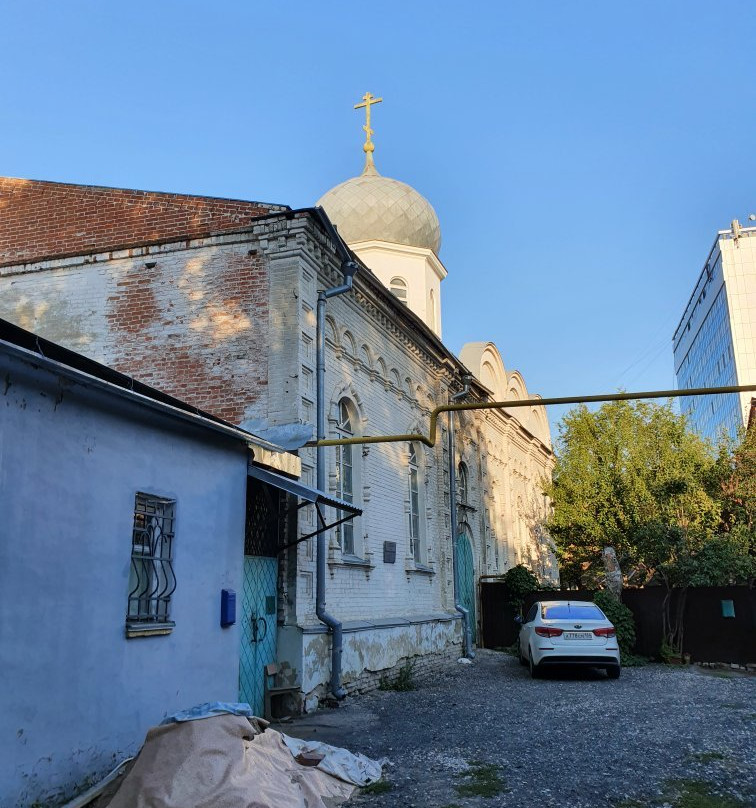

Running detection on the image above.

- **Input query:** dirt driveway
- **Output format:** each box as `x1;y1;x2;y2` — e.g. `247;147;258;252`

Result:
279;649;755;808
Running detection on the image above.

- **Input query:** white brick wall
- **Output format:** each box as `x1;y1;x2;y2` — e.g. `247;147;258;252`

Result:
283;218;557;658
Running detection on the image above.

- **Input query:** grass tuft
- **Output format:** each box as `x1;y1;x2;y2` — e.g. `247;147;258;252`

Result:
687;751;728;764
454;762;508;798
664;778;748;808
621;652;649;667
378;659;417;692
361;779;393;795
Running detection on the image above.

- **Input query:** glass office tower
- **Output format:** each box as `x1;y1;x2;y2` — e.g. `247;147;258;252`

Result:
673;220;756;444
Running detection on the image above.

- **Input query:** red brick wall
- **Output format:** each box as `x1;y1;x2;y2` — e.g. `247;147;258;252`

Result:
0;237;272;427
103;245;270;425
0;177;286;266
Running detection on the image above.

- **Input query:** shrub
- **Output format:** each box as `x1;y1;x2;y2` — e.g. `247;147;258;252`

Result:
593;590;639;663
501;564;540;617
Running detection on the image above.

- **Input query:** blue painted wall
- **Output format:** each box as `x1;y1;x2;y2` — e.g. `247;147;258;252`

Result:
0;349;248;807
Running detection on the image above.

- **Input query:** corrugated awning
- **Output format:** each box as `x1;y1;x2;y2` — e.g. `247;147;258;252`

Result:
247;462;361;548
247;462;361;514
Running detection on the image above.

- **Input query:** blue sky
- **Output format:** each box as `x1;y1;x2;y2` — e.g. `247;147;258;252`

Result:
2;1;754;434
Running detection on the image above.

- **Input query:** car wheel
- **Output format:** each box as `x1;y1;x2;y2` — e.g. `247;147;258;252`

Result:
606;665;621;679
528;649;541;679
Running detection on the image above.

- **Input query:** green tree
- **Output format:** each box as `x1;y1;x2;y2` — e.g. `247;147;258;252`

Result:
714;415;756;538
547;400;720;587
547;400;755;655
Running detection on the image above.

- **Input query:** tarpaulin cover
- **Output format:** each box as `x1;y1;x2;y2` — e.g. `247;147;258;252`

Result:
108;714;356;808
281;734;384;787
160;702;254;724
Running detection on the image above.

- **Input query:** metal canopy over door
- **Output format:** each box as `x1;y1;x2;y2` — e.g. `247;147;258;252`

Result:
239;478;283;716
456;531;476;642
239;462;362;716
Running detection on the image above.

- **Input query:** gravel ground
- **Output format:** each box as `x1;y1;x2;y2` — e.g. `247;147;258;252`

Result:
281;650;755;808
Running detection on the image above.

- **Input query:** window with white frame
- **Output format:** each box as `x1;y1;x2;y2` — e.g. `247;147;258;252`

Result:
335;399;357;555
127;493;176;632
389;277;408;305
457;462;469;505
408;443;423;562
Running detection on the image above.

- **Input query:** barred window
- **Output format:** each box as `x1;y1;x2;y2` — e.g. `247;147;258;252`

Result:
126;493;176;635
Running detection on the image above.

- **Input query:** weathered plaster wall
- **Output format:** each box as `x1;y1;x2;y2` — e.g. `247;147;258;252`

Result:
300;617;462;704
0;349;248;808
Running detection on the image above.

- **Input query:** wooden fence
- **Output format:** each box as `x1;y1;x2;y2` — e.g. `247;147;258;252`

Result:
479;583;755;665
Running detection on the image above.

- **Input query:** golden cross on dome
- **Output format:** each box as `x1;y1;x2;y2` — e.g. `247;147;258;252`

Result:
354;92;383;173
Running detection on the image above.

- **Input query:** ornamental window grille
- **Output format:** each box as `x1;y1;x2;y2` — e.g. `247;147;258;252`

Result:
408;443;421;562
245;478;284;557
127;493;176;625
389;277;408;305
335;399;355;555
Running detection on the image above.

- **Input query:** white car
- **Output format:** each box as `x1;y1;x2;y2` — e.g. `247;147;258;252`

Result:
518;600;621;679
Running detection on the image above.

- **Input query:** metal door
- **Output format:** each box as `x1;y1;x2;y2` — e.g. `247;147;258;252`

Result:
456;532;476;642
239;479;282;716
239;557;277;715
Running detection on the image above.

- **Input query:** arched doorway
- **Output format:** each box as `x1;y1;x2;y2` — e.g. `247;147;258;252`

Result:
455;529;476;643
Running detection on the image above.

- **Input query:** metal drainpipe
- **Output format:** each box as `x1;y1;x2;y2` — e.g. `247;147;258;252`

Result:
448;375;475;658
313;208;359;700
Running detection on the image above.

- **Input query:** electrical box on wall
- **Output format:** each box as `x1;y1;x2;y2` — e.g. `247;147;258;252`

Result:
220;589;236;627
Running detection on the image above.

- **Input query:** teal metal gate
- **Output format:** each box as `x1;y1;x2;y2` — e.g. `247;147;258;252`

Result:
239;479;282;715
456;532;476;642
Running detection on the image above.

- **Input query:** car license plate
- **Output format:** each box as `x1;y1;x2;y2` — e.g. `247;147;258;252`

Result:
564;632;592;640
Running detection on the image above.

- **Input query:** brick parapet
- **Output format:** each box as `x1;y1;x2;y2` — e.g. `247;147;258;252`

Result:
0;177;286;266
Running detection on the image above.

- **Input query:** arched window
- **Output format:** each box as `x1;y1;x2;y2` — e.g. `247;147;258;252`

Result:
487;508;497;570
335;399;357;555
428;289;441;332
457;462;469;505
408;443;422;562
389;277;408;305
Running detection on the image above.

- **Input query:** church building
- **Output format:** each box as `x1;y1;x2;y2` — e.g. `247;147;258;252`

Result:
0;95;556;713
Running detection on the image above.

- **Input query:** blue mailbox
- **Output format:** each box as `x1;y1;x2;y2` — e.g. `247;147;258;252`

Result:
220;588;236;627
